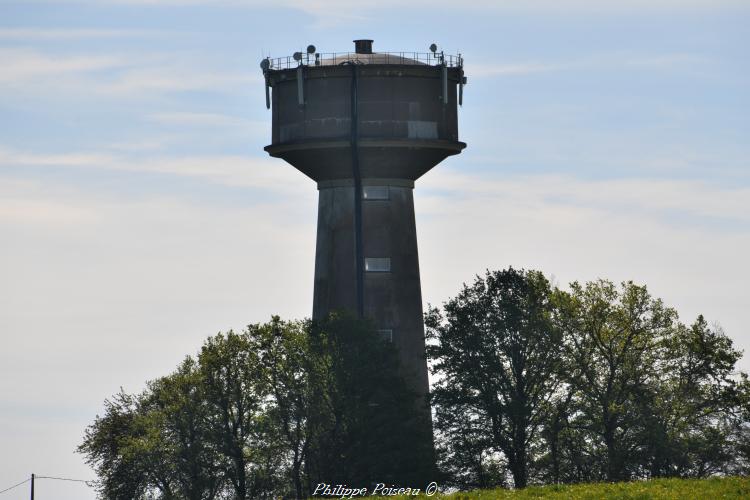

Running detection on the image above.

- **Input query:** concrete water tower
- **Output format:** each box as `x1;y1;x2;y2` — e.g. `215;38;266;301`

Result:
261;39;466;405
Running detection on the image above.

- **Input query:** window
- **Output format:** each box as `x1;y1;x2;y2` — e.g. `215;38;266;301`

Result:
365;257;391;272
377;329;393;342
363;186;389;200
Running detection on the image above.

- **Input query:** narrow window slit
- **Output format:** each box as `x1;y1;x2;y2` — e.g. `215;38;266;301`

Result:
365;257;391;272
363;186;389;200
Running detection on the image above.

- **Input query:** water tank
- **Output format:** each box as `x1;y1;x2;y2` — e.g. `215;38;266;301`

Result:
261;37;466;421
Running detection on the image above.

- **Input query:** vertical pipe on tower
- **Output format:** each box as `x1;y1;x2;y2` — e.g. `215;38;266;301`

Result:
350;64;364;318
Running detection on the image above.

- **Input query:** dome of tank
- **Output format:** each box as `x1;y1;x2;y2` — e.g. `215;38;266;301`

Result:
322;40;427;66
321;52;426;66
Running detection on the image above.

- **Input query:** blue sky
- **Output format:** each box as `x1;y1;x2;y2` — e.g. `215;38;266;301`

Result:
1;1;748;497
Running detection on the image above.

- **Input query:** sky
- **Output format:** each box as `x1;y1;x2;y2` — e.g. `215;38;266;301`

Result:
0;0;748;497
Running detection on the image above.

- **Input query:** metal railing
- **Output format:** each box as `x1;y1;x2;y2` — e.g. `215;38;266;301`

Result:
263;52;463;71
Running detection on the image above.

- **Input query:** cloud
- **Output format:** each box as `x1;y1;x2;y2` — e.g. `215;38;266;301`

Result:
0;28;154;40
282;0;750;10
414;168;750;372
0;198;98;225
148;112;249;127
0;47;124;83
4;143;748;231
0;145;305;194
0;47;260;98
15;0;750;28
470;53;705;79
471;62;567;78
419;170;750;224
27;0;750;9
99;65;259;96
146;112;264;129
2;162;749;500
2;167;748;372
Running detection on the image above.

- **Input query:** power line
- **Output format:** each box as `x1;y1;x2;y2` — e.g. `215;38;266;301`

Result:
0;478;30;495
0;475;94;496
36;475;91;483
36;475;94;486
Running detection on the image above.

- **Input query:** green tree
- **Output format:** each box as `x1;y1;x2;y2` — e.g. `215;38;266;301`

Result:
79;390;160;499
80;359;227;500
642;316;745;477
198;330;276;499
555;280;676;481
305;312;435;490
142;357;225;499
81;315;431;498
426;268;562;488
247;317;311;499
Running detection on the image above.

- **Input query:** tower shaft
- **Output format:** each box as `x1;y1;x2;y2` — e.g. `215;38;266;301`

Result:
313;179;428;396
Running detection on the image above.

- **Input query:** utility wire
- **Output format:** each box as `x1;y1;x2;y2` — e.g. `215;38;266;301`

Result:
0;475;94;495
38;475;95;489
36;475;94;486
0;478;30;495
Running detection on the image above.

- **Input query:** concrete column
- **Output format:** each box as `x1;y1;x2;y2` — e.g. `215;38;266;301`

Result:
312;179;429;399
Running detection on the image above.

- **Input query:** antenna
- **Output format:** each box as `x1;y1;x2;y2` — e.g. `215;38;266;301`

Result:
293;51;303;62
429;43;437;53
307;44;316;54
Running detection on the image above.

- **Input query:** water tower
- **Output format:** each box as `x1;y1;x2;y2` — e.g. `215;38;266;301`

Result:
261;39;466;407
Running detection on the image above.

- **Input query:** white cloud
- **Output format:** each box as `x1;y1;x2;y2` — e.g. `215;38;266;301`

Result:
0;198;98;225
415;168;750;372
2;165;749;500
0;47;260;98
0;47;124;83
0;146;306;194
0;28;154;40
27;0;750;9
99;65;259;96
148;112;247;127
420;170;750;223
0;176;317;499
14;0;749;28
147;112;262;128
0;147;117;167
471;62;567;78
470;53;705;78
282;0;750;10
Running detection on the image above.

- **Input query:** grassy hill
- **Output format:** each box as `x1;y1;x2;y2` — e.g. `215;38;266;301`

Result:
363;477;750;499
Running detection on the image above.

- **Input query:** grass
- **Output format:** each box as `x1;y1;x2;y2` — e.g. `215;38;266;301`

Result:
362;477;750;499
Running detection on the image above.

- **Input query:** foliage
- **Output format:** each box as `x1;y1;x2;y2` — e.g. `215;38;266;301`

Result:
306;313;435;489
81;267;750;497
553;280;677;482
426;268;563;489
428;269;750;489
79;314;428;499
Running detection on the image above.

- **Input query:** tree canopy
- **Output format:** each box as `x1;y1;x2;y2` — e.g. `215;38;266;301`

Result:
80;268;750;497
79;314;431;499
426;269;750;489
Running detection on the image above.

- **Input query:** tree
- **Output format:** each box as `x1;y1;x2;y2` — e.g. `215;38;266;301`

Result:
81;315;432;499
426;268;563;488
142;358;225;499
79;390;159;499
80;359;227;500
198;330;276;499
642;316;745;477
305;312;435;490
247;317;311;499
555;280;676;481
